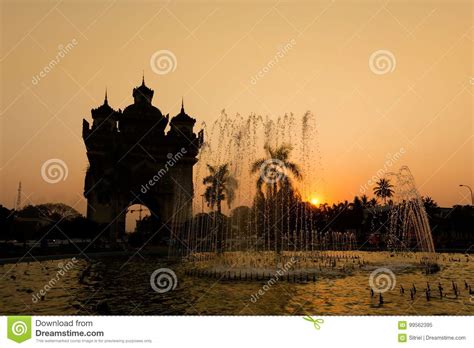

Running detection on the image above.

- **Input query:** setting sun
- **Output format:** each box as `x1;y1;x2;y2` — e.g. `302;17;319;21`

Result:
310;197;320;206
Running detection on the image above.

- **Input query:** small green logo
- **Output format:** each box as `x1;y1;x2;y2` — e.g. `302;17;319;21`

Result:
398;333;407;343
303;316;324;330
398;321;407;330
7;316;32;343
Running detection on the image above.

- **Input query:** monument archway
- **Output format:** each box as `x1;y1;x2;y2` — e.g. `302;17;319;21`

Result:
82;79;203;242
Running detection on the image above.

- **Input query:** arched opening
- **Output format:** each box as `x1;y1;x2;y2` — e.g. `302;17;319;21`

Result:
125;204;151;234
124;202;167;247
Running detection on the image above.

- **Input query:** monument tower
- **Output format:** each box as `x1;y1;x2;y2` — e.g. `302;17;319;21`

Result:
82;78;203;241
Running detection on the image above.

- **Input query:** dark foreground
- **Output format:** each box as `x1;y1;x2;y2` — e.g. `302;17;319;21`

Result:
1;252;473;315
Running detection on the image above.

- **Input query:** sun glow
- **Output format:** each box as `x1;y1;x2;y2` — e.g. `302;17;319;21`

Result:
310;197;320;206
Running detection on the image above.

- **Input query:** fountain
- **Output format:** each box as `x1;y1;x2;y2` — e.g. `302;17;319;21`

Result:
168;112;438;280
386;166;439;273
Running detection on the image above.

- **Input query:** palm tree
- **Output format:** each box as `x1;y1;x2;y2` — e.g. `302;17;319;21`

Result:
373;178;394;205
422;196;439;217
250;144;302;254
360;194;369;207
250;143;302;196
353;196;362;209
202;163;238;214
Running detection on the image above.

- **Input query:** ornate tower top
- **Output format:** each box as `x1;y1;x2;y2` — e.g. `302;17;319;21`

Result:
89;88;118;132
132;75;154;104
171;98;196;124
168;98;196;137
91;88;116;119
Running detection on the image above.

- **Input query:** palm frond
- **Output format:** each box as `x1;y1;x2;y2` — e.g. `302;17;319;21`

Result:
284;161;302;180
250;158;266;174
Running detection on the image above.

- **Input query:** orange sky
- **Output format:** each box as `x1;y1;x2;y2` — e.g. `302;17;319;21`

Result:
1;0;473;221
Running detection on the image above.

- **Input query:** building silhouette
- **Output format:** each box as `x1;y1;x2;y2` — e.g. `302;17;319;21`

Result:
82;77;203;242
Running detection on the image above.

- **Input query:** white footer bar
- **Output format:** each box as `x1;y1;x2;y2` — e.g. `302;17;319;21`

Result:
1;316;472;347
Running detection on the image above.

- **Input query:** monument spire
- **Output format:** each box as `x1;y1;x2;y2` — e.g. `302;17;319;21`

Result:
181;97;184;112
104;87;108;105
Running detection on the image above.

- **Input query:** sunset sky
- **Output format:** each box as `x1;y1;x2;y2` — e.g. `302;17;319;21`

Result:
1;0;473;221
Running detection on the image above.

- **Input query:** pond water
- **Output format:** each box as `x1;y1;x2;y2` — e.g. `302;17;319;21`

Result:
1;252;473;315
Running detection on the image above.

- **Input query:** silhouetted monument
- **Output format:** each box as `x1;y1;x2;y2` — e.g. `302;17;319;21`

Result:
82;77;203;241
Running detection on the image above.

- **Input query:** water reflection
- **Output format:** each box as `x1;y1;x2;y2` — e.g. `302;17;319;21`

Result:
1;252;472;315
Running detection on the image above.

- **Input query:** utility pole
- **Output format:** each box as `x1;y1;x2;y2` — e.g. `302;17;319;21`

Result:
15;181;22;210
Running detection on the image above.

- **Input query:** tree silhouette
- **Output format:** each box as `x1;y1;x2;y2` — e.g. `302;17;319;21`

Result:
373;178;394;205
17;203;80;222
422;196;439;217
250;144;302;254
203;163;238;214
360;194;370;206
251;143;302;197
